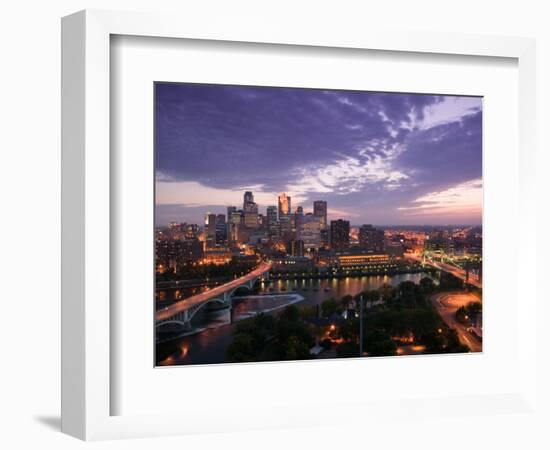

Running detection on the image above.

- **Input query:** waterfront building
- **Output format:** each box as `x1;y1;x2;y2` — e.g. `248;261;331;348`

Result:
333;249;393;270
330;219;350;250
202;247;232;265
271;256;314;273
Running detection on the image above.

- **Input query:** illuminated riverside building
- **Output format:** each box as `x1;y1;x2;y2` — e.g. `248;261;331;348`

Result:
271;256;314;273
202;247;232;265
330;219;350;250
337;252;390;267
332;249;394;271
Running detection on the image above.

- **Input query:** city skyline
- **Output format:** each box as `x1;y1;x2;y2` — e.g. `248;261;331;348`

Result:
155;83;482;226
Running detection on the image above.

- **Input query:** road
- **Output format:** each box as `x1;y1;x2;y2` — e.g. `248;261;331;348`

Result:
405;253;482;289
155;262;272;322
431;291;482;352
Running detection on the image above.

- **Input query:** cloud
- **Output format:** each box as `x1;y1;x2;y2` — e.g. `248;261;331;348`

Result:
397;179;482;218
154;83;482;225
419;96;482;130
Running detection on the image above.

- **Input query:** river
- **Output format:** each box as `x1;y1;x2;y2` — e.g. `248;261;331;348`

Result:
156;272;433;366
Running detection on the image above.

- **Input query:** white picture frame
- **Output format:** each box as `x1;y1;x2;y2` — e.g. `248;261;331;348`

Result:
61;9;539;441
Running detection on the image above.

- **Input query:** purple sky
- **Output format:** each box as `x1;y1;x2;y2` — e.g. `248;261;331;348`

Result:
155;83;482;226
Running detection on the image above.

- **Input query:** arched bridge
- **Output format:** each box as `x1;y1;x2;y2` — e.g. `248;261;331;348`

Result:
405;253;481;289
155;262;272;330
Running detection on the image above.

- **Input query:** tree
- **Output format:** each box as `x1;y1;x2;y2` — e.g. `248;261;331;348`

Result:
365;290;381;308
419;276;435;294
227;333;255;362
321;298;339;318
364;329;397;357
341;294;354;310
378;283;395;304
336;341;359;358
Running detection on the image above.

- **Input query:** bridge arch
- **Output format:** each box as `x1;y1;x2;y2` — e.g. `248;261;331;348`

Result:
155;263;272;329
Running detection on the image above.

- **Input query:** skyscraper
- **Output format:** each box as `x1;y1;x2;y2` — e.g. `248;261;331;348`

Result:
244;191;254;204
278;193;292;238
266;205;278;239
204;213;217;248
313;200;328;247
330;219;350;250
313;201;327;229
243;191;259;229
215;214;227;245
228;210;242;244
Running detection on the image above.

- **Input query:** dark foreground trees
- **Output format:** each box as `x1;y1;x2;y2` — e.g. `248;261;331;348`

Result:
227;305;315;363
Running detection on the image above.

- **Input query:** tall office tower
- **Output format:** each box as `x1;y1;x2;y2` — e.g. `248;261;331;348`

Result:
297;213;322;250
313;201;327;229
227;206;237;218
266;205;278;238
291;206;303;237
278;193;291;217
226;206;237;242
215;214;227;245
244;191;254;204
243;191;259;229
313;200;328;246
204;213;217;248
278;193;292;238
358;224;385;252
294;206;304;229
330;219;350;250
228;210;242;244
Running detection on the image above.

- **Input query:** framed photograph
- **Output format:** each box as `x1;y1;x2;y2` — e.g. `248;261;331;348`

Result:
62;9;539;441
153;82;483;367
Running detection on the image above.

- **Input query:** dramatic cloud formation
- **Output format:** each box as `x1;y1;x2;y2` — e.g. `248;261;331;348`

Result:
155;83;482;225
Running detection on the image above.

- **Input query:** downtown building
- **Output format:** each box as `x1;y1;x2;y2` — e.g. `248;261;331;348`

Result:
278;193;292;238
313;200;328;246
297;213;322;251
330;219;350;250
358;224;385;252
